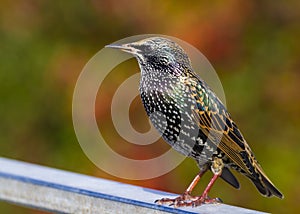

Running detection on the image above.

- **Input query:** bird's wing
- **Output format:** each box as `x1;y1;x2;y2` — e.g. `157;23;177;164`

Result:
184;74;283;198
184;74;253;175
187;74;285;198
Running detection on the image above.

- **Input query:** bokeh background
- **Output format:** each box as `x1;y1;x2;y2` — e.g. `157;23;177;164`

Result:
1;0;299;213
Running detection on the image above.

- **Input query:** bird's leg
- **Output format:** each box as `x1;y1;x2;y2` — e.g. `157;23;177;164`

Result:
184;157;224;207
189;173;223;206
155;170;206;207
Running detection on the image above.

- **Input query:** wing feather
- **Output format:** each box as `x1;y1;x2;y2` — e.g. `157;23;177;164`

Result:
186;74;253;175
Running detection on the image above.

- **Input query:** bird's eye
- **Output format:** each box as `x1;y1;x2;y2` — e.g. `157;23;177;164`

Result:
140;44;153;53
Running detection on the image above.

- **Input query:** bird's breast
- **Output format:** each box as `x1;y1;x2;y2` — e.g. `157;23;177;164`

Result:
139;77;205;157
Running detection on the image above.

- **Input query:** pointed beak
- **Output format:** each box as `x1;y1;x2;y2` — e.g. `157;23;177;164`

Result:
105;43;138;55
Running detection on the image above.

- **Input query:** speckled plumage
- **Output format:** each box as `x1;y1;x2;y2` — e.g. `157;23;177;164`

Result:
106;37;283;206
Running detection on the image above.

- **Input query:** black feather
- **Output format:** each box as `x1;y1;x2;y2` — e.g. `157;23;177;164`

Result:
220;167;240;189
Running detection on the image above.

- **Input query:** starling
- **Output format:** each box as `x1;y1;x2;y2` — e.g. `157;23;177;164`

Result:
106;37;283;207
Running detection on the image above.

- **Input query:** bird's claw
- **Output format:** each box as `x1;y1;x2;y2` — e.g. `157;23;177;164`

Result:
189;196;222;207
155;194;222;207
155;193;196;207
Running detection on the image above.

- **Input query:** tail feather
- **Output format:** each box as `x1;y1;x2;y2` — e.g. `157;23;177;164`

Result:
220;167;240;189
239;144;284;199
250;166;284;199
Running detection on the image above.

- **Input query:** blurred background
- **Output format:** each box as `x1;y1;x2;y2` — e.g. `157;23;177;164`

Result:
0;0;299;213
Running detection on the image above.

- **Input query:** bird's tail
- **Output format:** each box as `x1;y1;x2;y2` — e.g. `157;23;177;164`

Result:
250;163;284;199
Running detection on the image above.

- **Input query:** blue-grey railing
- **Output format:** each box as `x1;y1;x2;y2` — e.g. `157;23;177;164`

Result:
0;157;266;213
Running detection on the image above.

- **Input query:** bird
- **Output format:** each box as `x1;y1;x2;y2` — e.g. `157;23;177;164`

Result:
106;37;283;207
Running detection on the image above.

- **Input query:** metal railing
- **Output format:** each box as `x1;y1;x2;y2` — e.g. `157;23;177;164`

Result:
0;157;266;214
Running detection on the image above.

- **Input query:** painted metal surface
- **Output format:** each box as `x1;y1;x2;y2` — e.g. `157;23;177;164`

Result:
0;158;266;213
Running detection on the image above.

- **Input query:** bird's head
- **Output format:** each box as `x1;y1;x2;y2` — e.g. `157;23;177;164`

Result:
106;37;192;76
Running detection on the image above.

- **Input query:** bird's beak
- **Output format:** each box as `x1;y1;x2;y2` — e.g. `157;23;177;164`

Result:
105;43;139;55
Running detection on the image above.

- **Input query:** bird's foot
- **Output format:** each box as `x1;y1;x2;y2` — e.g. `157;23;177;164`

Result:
155;194;222;207
155;192;197;207
186;195;222;207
